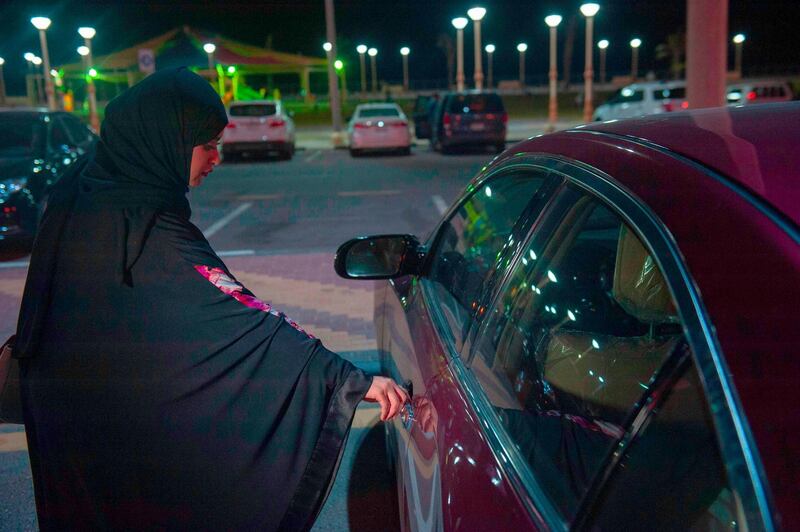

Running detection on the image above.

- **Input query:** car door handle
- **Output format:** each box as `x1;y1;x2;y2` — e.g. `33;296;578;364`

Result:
400;379;415;430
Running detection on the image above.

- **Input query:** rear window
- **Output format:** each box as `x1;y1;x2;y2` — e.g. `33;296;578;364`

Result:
357;107;401;118
653;87;686;99
0;113;46;158
446;94;504;114
605;88;645;104
230;104;277;117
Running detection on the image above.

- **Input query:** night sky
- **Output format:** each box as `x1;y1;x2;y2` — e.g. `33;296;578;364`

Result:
1;0;799;95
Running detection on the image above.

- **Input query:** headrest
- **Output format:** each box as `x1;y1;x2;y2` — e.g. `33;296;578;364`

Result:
612;225;677;324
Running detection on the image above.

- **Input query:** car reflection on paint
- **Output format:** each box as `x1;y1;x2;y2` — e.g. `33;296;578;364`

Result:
0;108;97;245
336;102;800;530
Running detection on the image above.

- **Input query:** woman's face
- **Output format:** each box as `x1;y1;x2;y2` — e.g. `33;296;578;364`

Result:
189;134;222;187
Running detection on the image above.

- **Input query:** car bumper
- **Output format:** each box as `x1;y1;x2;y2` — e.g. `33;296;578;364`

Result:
350;130;411;150
222;141;292;154
441;131;505;147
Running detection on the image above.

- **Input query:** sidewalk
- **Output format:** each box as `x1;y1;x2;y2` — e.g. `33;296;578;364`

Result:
295;118;582;150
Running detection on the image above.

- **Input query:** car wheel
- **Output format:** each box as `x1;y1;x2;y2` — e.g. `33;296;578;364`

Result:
400;146;411;156
222;150;236;163
349;148;361;157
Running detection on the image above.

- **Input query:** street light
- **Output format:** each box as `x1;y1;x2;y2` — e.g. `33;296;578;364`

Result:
545;15;562;132
368;47;378;93
580;3;600;123
630;38;642;81
517;43;528;87
356;44;367;94
467;7;486;90
485;44;495;89
733;33;745;78
597;39;609;83
452;17;468;91
0;57;6;105
32;56;45;104
78;26;99;131
400;47;410;91
31;16;56;110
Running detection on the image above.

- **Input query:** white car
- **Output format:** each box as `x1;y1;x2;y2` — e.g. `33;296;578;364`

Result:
726;80;793;105
348;103;411;156
221;100;296;161
593;81;687;121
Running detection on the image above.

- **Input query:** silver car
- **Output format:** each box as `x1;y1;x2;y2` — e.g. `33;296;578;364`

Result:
593;81;687;121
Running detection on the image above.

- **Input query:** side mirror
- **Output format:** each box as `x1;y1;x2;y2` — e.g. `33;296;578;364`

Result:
334;234;426;280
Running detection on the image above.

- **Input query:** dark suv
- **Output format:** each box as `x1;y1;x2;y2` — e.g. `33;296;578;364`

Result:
430;92;506;154
0;109;97;244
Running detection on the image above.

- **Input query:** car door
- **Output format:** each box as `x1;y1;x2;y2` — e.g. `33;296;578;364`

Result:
378;167;559;530
460;157;770;530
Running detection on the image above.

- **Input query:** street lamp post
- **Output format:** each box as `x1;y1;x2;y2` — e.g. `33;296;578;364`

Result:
24;53;37;104
79;27;100;131
733;33;745;78
545;15;562;132
203;42;218;89
485;44;495;89
400;47;410;91
630;38;642;81
356;44;367;94
580;3;600;123
31;17;56;110
517;43;527;88
368;48;378;93
0;57;6;105
32;56;45;106
597;39;609;84
452;17;468;91
467;7;486;90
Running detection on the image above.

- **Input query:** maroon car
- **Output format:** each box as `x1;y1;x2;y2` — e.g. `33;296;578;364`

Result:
336;102;799;530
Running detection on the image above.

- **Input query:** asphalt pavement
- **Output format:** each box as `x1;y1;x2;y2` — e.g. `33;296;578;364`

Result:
0;147;491;531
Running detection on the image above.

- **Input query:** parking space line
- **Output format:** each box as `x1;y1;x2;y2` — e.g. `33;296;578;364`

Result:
432;195;449;215
337;190;401;197
217;249;255;257
236;194;284;201
304;150;322;163
203;202;253;238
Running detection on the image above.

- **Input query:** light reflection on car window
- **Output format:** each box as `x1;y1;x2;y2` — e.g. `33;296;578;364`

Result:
0;114;47;158
469;195;742;526
427;174;546;350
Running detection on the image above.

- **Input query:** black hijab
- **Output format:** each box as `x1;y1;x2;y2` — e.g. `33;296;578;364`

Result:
15;67;227;358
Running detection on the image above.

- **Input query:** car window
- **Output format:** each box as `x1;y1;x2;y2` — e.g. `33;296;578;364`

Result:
357;107;401;118
0;114;46;158
446;94;504;114
59;115;92;146
653;87;686;99
588;358;744;530
469;195;687;520
426;172;548;350
51;119;72;149
230;104;277;117
605;88;645;104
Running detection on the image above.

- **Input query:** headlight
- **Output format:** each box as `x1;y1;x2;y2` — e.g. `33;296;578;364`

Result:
0;177;28;200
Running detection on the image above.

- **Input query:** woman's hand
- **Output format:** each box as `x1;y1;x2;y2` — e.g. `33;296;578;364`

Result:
363;376;410;421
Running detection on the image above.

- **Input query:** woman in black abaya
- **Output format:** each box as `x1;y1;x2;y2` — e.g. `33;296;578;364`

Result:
15;67;407;530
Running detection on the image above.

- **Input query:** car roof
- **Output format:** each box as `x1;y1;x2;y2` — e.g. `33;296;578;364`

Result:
355;103;402;109
581;102;800;227
229;100;278;106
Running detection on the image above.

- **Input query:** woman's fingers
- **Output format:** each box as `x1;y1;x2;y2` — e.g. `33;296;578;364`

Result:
364;376;412;421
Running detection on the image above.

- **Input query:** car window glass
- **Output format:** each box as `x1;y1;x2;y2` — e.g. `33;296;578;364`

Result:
357;107;401;118
230;104;277;117
469;196;685;520
0;114;46;158
589;359;745;530
653;87;686;99
51;120;72;149
446;94;504;114
427;173;547;350
606;88;644;104
60;115;91;145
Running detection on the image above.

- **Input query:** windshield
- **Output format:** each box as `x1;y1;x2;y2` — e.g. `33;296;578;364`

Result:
230;104;277;117
0;114;46;158
446;94;504;114
357;107;401;118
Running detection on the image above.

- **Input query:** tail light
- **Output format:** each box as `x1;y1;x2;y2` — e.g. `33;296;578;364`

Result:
501;112;508;125
681;101;689;109
661;102;674;112
391;121;408;128
225;123;237;128
443;112;452;126
269;119;286;128
354;123;368;129
747;91;757;101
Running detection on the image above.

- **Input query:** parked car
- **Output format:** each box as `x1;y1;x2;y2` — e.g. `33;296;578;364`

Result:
430;91;506;154
221;100;295;161
336;103;800;530
593;80;688;121
726;79;793;105
347;103;411;157
0;108;97;244
411;94;437;140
